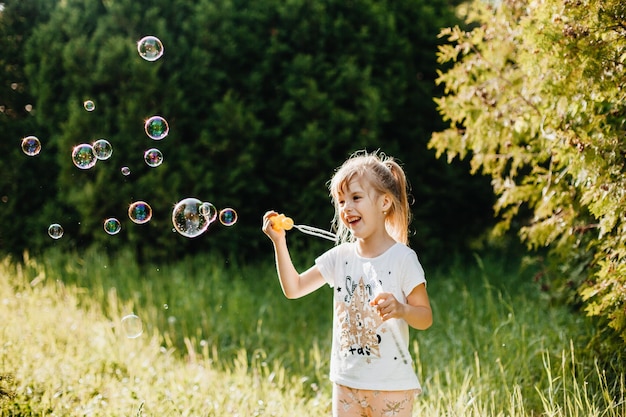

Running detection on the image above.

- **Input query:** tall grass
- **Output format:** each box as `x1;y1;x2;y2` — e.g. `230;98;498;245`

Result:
0;248;623;416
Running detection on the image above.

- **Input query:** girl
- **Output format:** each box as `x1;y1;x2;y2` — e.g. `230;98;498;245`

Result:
262;150;432;417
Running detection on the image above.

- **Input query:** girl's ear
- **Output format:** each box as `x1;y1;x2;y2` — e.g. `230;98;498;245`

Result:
380;193;392;212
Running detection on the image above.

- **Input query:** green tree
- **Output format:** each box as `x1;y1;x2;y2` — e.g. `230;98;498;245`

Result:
4;0;494;262
0;0;61;253
431;0;626;343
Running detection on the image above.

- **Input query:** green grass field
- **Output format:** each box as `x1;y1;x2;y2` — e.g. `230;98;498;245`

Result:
0;248;623;416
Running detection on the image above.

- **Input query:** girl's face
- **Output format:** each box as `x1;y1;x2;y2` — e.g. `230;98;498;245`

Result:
336;177;388;240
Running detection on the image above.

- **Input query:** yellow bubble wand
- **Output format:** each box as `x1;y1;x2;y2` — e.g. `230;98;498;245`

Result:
271;213;337;242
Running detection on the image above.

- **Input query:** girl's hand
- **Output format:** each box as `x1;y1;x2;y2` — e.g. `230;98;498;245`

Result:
370;293;405;321
262;211;286;242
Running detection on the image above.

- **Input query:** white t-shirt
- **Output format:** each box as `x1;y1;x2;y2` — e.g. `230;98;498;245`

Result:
315;242;426;391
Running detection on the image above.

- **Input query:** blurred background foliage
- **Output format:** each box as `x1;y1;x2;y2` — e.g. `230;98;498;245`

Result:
0;0;495;264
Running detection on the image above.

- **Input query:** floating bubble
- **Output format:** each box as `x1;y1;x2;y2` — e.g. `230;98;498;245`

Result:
128;201;152;224
72;143;97;169
172;197;211;238
48;223;64;239
92;139;113;160
121;166;131;176
103;218;122;235
121;314;143;338
219;208;238;226
144;148;163;167
83;100;95;111
21;136;41;156
137;36;164;62
199;202;218;223
144;116;169;140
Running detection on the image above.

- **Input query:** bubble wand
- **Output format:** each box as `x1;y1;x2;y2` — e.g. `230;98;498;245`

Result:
271;213;337;242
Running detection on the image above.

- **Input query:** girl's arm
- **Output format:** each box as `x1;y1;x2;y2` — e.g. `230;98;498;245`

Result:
402;284;432;330
263;211;326;299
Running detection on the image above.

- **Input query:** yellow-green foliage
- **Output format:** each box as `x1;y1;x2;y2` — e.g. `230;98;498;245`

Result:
431;0;626;342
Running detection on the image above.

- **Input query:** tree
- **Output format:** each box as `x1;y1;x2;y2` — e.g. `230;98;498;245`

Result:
2;0;495;262
0;0;60;253
430;0;626;343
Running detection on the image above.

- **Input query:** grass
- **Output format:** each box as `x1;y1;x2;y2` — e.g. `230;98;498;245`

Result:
0;247;623;416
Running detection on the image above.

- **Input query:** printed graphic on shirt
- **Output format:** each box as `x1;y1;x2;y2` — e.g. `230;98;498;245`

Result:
336;275;384;362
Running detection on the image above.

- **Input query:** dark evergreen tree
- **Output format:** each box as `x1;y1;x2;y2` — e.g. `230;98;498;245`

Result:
0;0;64;253
1;0;494;262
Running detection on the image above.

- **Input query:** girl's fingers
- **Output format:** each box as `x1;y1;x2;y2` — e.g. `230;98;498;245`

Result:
262;211;278;231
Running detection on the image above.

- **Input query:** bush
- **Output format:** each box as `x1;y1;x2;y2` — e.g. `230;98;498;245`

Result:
0;0;495;264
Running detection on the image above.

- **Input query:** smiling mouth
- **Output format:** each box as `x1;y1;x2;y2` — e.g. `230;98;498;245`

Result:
346;216;361;226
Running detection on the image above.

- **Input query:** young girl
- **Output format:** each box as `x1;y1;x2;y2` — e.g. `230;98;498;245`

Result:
262;150;432;417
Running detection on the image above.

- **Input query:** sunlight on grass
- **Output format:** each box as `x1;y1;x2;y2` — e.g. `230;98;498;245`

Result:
0;254;328;416
0;250;623;416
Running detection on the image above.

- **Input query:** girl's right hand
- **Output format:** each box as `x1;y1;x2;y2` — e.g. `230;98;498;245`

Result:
262;211;286;241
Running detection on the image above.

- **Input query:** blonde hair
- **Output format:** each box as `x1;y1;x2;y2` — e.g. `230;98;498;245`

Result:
329;149;412;245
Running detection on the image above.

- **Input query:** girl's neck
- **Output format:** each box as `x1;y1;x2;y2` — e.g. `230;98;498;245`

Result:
355;232;396;258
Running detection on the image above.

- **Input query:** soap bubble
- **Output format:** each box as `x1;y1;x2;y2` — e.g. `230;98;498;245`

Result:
219;208;238;226
72;144;97;169
103;218;122;235
172;197;212;238
121;314;143;338
128;201;152;224
92;139;113;160
144;116;169;140
144;148;163;167
83;100;95;111
137;36;163;61
121;166;131;176
21;136;41;156
48;223;64;239
199;202;217;223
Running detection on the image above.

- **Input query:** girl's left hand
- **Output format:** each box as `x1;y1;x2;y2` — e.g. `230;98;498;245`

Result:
370;293;405;321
